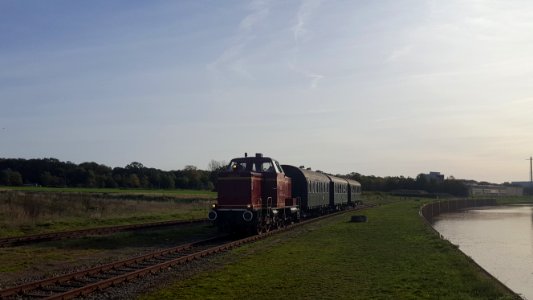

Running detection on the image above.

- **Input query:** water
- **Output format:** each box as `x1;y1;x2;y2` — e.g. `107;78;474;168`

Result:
432;204;533;299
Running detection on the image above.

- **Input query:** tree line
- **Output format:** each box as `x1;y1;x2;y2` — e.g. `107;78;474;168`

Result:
344;172;469;196
0;158;226;190
0;158;488;196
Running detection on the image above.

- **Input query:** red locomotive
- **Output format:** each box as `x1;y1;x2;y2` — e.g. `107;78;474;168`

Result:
208;153;362;234
208;153;299;234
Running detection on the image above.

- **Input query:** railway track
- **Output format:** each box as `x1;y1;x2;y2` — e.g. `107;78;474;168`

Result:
0;204;373;300
0;218;208;248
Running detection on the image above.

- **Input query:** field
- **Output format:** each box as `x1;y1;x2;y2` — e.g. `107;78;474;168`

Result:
139;198;520;300
0;188;215;238
0;186;216;197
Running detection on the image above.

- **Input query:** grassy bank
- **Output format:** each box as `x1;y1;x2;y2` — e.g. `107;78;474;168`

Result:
494;195;533;205
0;189;215;237
0;186;216;198
140;200;519;300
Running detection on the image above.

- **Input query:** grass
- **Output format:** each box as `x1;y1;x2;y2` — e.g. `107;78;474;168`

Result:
0;190;214;238
139;199;519;300
0;224;217;276
494;195;533;205
0;186;216;198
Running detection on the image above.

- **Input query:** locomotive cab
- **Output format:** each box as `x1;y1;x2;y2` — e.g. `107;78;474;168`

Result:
209;153;298;234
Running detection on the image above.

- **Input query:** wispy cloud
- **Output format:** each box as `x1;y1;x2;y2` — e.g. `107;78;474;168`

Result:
240;0;270;32
289;0;324;89
288;62;323;89
292;0;322;42
385;45;412;63
207;0;270;81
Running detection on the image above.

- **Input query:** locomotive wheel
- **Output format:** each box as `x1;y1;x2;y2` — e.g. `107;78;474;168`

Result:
277;219;286;229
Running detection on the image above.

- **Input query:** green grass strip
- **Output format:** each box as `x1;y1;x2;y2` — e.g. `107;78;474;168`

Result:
139;200;519;300
0;186;215;197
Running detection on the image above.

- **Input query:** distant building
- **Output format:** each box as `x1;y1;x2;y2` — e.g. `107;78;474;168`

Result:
419;172;445;184
467;184;523;197
511;181;533;188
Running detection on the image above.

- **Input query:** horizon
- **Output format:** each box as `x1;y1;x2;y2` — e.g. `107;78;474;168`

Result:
0;155;523;185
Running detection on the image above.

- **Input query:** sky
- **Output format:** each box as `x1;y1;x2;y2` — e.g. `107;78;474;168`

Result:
1;0;533;183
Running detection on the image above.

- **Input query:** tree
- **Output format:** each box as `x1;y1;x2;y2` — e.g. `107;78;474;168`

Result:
0;169;10;185
127;174;141;188
9;171;23;186
160;174;176;189
0;169;23;186
208;160;226;172
126;162;145;170
183;166;201;189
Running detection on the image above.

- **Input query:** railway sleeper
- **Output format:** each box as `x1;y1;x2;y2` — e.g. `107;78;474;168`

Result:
41;285;70;293
105;270;128;276
114;267;141;273
24;291;54;298
85;274;113;281
58;282;86;288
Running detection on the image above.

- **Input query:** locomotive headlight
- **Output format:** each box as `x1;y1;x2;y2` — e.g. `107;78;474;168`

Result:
246;204;252;209
212;204;217;208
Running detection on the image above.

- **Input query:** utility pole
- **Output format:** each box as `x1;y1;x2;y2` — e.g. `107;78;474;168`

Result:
526;156;533;185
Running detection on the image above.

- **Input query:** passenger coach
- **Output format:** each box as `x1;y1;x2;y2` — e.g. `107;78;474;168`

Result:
282;165;330;216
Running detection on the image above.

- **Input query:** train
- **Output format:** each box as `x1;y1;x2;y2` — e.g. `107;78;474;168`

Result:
208;153;362;234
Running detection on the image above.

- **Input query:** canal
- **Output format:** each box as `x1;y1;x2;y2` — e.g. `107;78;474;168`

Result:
432;204;533;300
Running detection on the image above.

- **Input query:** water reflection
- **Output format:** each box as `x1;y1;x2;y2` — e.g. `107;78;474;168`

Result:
433;205;533;300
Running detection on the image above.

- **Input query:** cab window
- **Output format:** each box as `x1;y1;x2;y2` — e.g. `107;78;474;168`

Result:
228;160;257;172
260;161;275;172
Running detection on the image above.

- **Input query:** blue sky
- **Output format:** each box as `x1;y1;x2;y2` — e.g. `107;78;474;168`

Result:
1;0;533;183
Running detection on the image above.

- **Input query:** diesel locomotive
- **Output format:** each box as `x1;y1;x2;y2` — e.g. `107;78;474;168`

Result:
208;153;362;234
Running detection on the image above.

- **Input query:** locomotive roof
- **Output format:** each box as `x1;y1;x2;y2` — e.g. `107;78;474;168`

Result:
230;154;274;162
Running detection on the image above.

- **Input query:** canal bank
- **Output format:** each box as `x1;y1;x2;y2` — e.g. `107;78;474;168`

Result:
432;204;533;300
420;199;523;299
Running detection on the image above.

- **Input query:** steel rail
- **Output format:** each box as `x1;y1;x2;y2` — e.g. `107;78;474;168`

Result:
0;204;374;300
0;218;208;247
0;236;226;299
